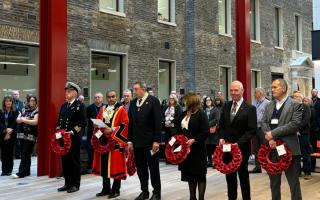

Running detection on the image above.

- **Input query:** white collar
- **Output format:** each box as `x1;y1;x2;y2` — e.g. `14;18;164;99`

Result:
69;99;76;105
233;97;244;106
276;96;288;104
137;92;149;107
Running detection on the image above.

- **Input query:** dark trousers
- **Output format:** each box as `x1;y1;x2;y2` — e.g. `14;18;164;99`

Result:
299;134;312;174
15;125;22;158
17;139;35;177
225;152;250;200
0;135;15;174
269;154;302;200
253;128;265;168
310;131;319;170
62;135;81;188
101;152;121;193
134;147;161;195
83;133;93;170
206;144;217;164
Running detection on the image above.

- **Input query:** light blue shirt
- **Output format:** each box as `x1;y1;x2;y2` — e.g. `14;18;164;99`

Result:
253;97;270;128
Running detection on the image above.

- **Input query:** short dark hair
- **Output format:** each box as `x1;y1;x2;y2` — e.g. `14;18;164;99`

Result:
27;95;38;105
273;79;288;93
133;81;147;90
106;90;117;97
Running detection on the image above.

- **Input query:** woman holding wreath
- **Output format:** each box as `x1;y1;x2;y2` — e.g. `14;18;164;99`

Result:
175;92;209;200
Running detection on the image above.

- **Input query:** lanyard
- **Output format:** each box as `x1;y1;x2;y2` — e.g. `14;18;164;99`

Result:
4;111;9;121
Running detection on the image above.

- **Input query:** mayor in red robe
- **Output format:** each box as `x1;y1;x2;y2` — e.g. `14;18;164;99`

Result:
92;90;128;198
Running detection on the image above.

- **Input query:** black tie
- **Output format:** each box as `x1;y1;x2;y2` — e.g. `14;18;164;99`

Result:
138;99;142;105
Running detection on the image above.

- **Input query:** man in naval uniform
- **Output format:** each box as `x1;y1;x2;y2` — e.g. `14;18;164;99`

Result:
57;82;87;193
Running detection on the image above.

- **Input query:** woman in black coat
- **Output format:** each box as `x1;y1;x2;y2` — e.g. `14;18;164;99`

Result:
176;93;209;200
162;94;183;143
203;96;220;168
0;95;19;176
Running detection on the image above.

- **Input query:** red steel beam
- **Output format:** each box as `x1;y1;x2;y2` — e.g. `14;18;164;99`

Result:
38;0;67;177
236;0;252;102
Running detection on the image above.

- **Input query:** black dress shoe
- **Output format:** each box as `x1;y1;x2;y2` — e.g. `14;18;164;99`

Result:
108;192;120;199
96;190;110;197
249;167;262;173
149;194;161;200
67;186;79;193
134;192;149;200
57;185;68;192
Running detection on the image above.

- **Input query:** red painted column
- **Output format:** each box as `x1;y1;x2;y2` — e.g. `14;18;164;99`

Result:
236;0;251;102
38;0;67;177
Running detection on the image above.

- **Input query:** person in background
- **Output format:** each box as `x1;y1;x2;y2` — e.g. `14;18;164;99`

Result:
13;95;38;178
0;95;19;176
162;94;182;146
310;88;320;172
249;87;270;173
292;91;312;180
176;93;209;200
85;92;104;174
203;96;220;168
214;96;224;113
122;89;132;112
78;95;85;103
12;90;24;159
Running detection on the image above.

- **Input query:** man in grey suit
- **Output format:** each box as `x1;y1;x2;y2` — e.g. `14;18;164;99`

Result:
261;79;303;200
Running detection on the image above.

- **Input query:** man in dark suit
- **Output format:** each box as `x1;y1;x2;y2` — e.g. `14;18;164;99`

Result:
262;79;302;200
311;88;320;171
85;92;104;173
56;82;87;193
128;81;162;200
12;90;24;159
218;80;257;200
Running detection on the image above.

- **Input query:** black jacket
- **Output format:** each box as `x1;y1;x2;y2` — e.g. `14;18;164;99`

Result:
312;97;320;129
57;99;87;135
176;110;209;175
204;107;220;145
218;101;257;154
0;109;19;136
86;103;104;138
128;95;162;148
298;103;311;135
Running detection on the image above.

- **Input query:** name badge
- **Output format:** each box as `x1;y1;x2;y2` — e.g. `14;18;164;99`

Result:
271;119;279;125
276;144;286;156
223;144;231;152
95;130;103;139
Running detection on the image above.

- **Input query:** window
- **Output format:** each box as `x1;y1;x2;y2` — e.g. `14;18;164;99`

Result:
91;52;122;100
295;15;302;51
219;66;232;100
251;70;261;100
99;0;125;16
218;0;231;35
250;0;260;41
0;43;39;101
274;7;283;47
159;61;175;102
158;0;176;24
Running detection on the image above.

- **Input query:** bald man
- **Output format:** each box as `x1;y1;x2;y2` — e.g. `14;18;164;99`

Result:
218;80;257;200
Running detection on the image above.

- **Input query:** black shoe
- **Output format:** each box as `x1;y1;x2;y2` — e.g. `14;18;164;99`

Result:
108;192;120;199
149;194;161;200
249;167;262;173
67;186;79;193
96;190;111;197
134;192;150;200
57;185;68;192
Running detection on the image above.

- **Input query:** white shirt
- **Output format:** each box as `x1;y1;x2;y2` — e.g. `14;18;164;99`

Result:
68;99;76;105
231;97;244;115
275;96;288;110
136;92;149;107
181;115;190;130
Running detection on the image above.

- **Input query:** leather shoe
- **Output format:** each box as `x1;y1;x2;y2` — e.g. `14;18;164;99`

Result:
149;194;161;200
67;186;79;193
249;167;262;173
134;192;149;200
96;190;110;197
108;192;120;199
57;185;68;192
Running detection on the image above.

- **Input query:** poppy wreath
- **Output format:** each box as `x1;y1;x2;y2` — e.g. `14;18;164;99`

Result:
165;134;190;165
126;148;137;176
258;140;292;175
91;128;116;154
51;130;72;156
213;143;242;174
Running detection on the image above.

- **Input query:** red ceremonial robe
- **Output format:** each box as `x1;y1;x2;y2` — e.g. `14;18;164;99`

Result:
92;103;128;180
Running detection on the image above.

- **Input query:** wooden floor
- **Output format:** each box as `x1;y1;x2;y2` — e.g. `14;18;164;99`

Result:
1;158;320;200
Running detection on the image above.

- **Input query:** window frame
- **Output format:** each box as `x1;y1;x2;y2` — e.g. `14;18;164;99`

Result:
99;0;126;18
158;0;176;26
